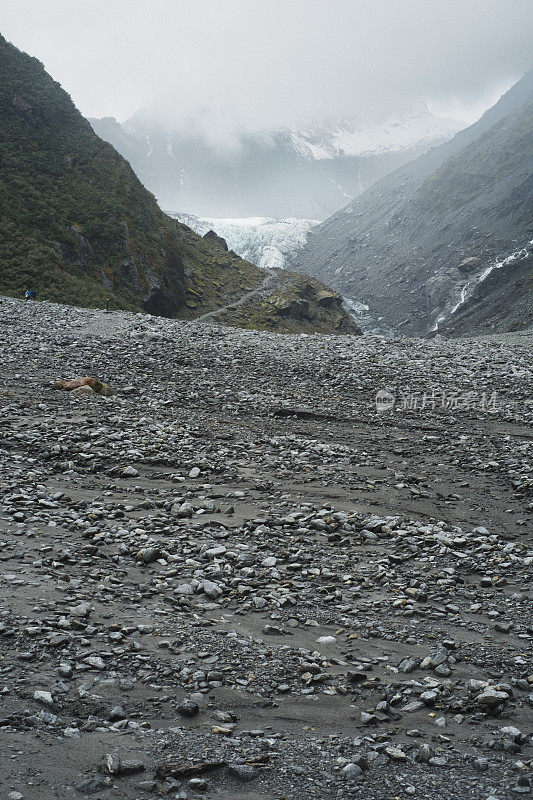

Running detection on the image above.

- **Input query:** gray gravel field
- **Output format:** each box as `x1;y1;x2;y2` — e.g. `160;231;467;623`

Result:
0;296;531;800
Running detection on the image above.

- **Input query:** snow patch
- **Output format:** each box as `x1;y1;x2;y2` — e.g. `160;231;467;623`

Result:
145;135;153;159
166;135;176;160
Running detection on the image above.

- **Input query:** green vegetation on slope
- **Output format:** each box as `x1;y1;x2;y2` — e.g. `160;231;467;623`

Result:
0;34;260;314
0;34;360;335
213;272;361;334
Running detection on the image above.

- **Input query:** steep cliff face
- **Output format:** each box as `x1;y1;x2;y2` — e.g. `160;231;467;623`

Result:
293;72;533;336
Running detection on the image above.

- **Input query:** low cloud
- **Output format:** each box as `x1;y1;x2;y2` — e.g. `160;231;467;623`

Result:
2;0;532;142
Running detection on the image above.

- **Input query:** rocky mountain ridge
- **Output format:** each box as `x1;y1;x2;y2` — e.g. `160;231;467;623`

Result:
287;107;461;161
293;71;533;336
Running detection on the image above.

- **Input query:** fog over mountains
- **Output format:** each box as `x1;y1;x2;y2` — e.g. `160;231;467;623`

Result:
89;74;532;338
6;0;529;338
0;32;358;333
90;104;463;219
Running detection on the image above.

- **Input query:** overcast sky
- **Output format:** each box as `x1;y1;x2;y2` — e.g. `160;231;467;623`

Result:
2;0;532;133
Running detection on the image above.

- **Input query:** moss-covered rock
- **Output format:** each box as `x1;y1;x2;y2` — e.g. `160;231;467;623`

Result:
213;271;362;335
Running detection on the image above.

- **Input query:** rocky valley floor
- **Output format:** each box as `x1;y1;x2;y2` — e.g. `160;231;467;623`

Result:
0;296;531;800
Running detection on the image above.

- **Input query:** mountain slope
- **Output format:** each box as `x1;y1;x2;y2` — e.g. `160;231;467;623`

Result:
0;33;192;314
293;71;533;335
0;34;358;334
89;106;462;219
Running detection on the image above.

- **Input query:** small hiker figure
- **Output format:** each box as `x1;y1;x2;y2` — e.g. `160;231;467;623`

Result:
25;289;36;300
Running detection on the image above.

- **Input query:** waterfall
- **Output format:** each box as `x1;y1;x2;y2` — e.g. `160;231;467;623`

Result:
432;239;533;332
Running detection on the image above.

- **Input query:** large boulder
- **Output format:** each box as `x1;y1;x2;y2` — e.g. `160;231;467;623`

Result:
71;385;96;398
458;256;482;273
275;297;311;321
315;288;340;308
426;269;460;305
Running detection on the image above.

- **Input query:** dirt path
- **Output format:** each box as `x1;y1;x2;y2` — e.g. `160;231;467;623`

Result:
192;269;277;322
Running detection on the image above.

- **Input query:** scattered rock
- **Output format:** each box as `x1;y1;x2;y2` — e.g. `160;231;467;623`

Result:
33;690;53;706
0;296;530;800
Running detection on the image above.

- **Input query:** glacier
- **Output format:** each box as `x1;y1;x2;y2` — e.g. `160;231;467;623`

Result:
171;211;384;331
169;212;320;270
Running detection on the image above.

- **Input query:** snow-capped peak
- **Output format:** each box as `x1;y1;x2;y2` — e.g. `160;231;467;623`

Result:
289;109;464;161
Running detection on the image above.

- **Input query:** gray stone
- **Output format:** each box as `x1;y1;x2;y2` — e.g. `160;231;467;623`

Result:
177;698;200;717
227;764;259;781
476;689;509;708
201;579;223;599
341;763;363;781
33;690;53;706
